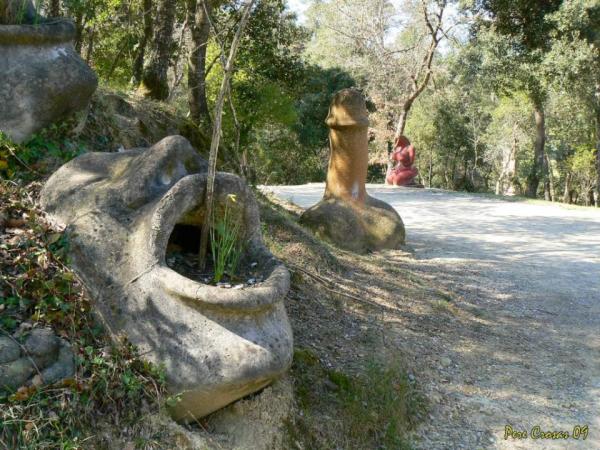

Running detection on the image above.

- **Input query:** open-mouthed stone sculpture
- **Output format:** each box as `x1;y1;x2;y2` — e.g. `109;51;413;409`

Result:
300;89;405;253
0;1;97;142
40;136;293;422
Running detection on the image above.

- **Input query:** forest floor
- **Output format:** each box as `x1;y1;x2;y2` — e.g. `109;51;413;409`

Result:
264;183;600;450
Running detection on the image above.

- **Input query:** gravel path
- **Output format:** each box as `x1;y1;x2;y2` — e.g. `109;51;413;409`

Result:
264;183;600;449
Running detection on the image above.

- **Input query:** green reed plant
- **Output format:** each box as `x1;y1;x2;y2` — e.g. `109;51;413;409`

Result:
209;194;244;283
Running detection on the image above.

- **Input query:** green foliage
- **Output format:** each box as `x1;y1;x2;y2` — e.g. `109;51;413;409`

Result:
0;130;87;181
289;348;426;449
200;0;351;184
474;0;562;51
0;181;168;448
294;67;356;150
210;194;244;283
567;145;597;202
62;0;149;86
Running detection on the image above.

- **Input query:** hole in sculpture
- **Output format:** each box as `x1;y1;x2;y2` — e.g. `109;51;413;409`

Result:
165;223;262;287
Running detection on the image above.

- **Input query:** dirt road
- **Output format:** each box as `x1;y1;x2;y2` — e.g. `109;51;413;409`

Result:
264;184;600;449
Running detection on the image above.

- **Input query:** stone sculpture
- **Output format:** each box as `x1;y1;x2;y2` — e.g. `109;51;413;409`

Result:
0;0;97;142
0;328;75;391
300;89;405;253
386;136;421;187
40;136;293;422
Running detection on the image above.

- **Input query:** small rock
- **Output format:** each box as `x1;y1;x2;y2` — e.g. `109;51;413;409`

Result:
0;357;35;390
250;262;258;268
440;357;452;367
24;328;59;357
14;321;33;338
0;337;20;364
41;341;75;385
248;278;256;284
324;379;339;392
31;374;44;387
233;284;244;290
216;283;232;289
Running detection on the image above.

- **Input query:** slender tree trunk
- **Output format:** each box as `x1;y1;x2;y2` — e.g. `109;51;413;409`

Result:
543;150;551;201
395;104;410;138
187;0;213;126
132;0;153;87
141;0;177;100
526;100;546;198
49;0;60;17
85;25;95;65
595;106;600;207
545;153;555;201
198;0;255;270
74;12;84;54
393;1;445;139
563;172;571;204
428;152;433;188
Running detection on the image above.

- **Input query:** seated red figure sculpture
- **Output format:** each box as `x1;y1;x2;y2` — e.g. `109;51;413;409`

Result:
386;136;419;186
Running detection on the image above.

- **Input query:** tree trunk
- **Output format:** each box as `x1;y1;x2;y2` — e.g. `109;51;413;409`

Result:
428;152;433;188
187;0;213;126
543;151;552;201
563;172;571;204
74;12;84;54
198;0;255;270
595;106;600;207
85;25;95;65
395;104;410;138
49;0;60;17
545;153;555;202
526;101;546;198
132;0;153;87
141;0;177;100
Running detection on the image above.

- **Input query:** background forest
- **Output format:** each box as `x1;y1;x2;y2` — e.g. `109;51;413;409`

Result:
16;0;600;205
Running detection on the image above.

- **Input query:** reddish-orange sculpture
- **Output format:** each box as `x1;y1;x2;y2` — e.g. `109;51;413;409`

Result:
386;136;420;186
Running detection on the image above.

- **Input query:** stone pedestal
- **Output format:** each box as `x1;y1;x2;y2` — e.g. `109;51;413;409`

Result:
300;89;405;253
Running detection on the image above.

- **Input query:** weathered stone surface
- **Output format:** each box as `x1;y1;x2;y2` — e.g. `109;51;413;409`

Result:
0;337;20;364
0;19;98;143
41;340;75;385
0;328;75;391
40;135;293;422
24;327;59;356
301;196;405;253
300;89;405;252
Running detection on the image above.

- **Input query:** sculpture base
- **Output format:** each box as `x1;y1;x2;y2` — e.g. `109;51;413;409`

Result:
300;196;405;253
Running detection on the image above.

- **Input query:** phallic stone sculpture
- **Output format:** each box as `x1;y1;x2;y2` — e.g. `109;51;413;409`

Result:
386;136;421;187
0;0;97;143
40;136;293;422
300;89;405;253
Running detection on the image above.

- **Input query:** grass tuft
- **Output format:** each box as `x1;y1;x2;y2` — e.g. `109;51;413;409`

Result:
288;348;427;450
